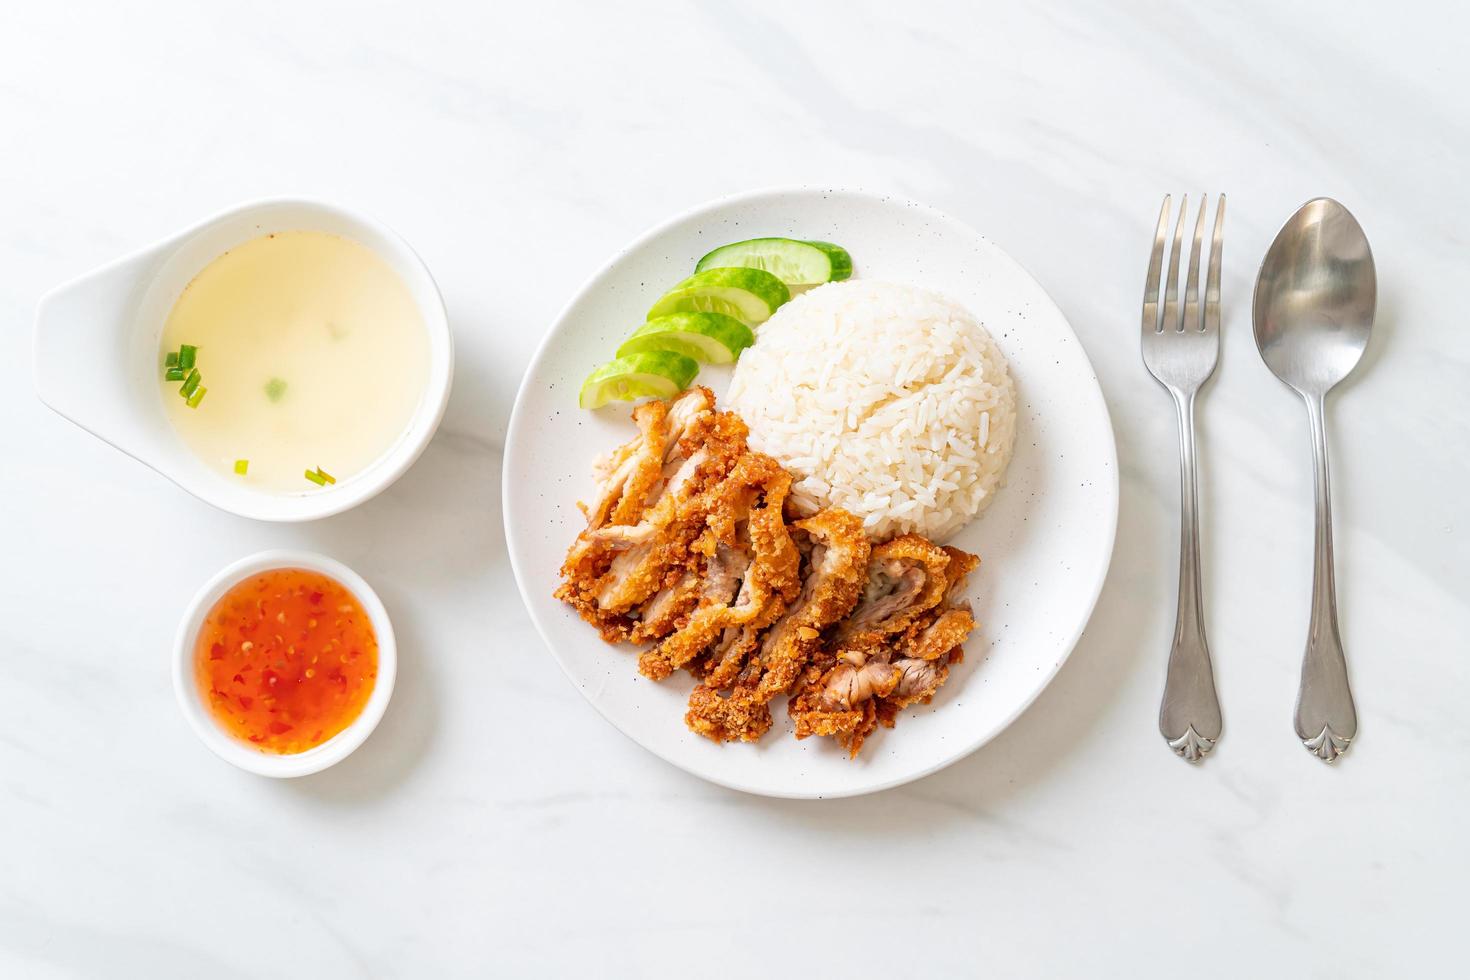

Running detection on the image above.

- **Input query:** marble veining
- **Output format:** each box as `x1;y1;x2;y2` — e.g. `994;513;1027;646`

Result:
1;1;1466;977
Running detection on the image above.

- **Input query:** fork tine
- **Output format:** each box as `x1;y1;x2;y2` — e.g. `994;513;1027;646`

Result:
1204;194;1225;333
1162;195;1188;332
1142;195;1171;334
1183;195;1207;332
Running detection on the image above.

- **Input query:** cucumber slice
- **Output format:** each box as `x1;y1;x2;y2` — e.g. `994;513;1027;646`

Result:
695;238;852;285
578;351;700;410
647;267;790;326
615;313;755;364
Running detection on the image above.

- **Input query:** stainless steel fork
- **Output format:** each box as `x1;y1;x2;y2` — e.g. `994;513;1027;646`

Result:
1142;194;1225;763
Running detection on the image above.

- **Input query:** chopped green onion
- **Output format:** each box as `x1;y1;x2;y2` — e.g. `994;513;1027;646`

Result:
180;369;201;397
264;378;287;402
317;468;336;485
165;352;179;369
234;459;249;475
186;385;207;408
165;367;185;382
304;469;327;486
178;345;197;370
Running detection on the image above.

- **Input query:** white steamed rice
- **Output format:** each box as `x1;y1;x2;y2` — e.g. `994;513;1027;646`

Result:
726;280;1017;541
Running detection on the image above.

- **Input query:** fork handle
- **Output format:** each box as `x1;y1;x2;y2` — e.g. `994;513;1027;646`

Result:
1296;392;1357;762
1159;389;1223;762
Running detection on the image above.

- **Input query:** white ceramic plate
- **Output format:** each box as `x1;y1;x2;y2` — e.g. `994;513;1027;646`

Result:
504;188;1117;799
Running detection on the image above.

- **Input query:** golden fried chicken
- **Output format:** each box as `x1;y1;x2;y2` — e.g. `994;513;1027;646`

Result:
559;388;709;586
834;535;952;650
572;388;711;542
746;508;870;698
939;546;980;596
684;507;869;743
638;452;800;680
787;537;951;747
556;390;986;759
790;541;979;756
872;546;980;729
556;392;746;640
633;568;702;639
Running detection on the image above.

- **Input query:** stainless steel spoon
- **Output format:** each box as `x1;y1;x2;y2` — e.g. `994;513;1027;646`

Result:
1253;198;1375;763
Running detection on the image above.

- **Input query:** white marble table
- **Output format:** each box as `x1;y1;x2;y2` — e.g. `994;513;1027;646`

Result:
2;1;1465;976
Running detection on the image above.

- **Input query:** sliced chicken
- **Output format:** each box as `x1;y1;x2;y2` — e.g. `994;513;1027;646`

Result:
895;546;980;662
791;541;980;756
940;546;980;598
907;607;975;662
885;657;949;707
632;568;702;641
695;621;763;689
577;388;712;533
557;390;989;758
638;453;800;680
872;544;979;738
821;649;900;708
749;508;871;698
581;399;666;531
684;508;869;743
560;388;712;580
787;646;888;755
556;396;744;640
836;535;951;647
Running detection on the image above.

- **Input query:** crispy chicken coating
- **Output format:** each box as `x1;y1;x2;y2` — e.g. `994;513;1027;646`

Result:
685;508;869;743
834;535;951;650
639;453;800;680
789;540;979;756
555;393;745;640
556;391;984;758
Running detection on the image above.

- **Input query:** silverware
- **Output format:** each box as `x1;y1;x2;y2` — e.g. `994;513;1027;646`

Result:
1142;194;1226;763
1253;198;1374;763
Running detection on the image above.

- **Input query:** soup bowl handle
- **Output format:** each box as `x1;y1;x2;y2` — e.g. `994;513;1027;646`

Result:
34;251;173;471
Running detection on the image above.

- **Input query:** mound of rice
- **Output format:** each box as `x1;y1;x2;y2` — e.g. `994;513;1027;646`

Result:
726;280;1017;541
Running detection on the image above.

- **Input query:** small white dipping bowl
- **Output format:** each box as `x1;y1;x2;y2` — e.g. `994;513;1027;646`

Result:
34;198;453;522
172;550;397;778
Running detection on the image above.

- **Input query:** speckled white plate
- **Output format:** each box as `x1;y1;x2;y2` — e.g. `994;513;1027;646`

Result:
504;188;1117;799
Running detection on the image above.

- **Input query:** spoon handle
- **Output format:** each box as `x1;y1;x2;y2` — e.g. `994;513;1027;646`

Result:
1159;389;1223;762
1296;393;1358;762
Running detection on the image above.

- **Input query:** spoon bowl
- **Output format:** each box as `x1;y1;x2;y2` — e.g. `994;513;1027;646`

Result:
1253;198;1375;397
1252;197;1375;762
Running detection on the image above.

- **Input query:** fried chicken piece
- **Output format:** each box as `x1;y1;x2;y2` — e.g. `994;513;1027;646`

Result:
684;508;869;743
638;453;800;680
897;546;979;663
787;648;896;753
875;657;950;728
557;452;710;639
632;542;747;658
556;392;745;640
573;388;712;543
694;622;762;689
791;541;980;756
581;400;666;531
691;495;849;691
939;546;980;597
788;537;949;751
749;509;871;697
871;547;980;728
907;607;975;662
835;535;951;649
559;388;712;586
560;388;986;756
822;649;901;706
634;569;702;639
786;536;950;722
